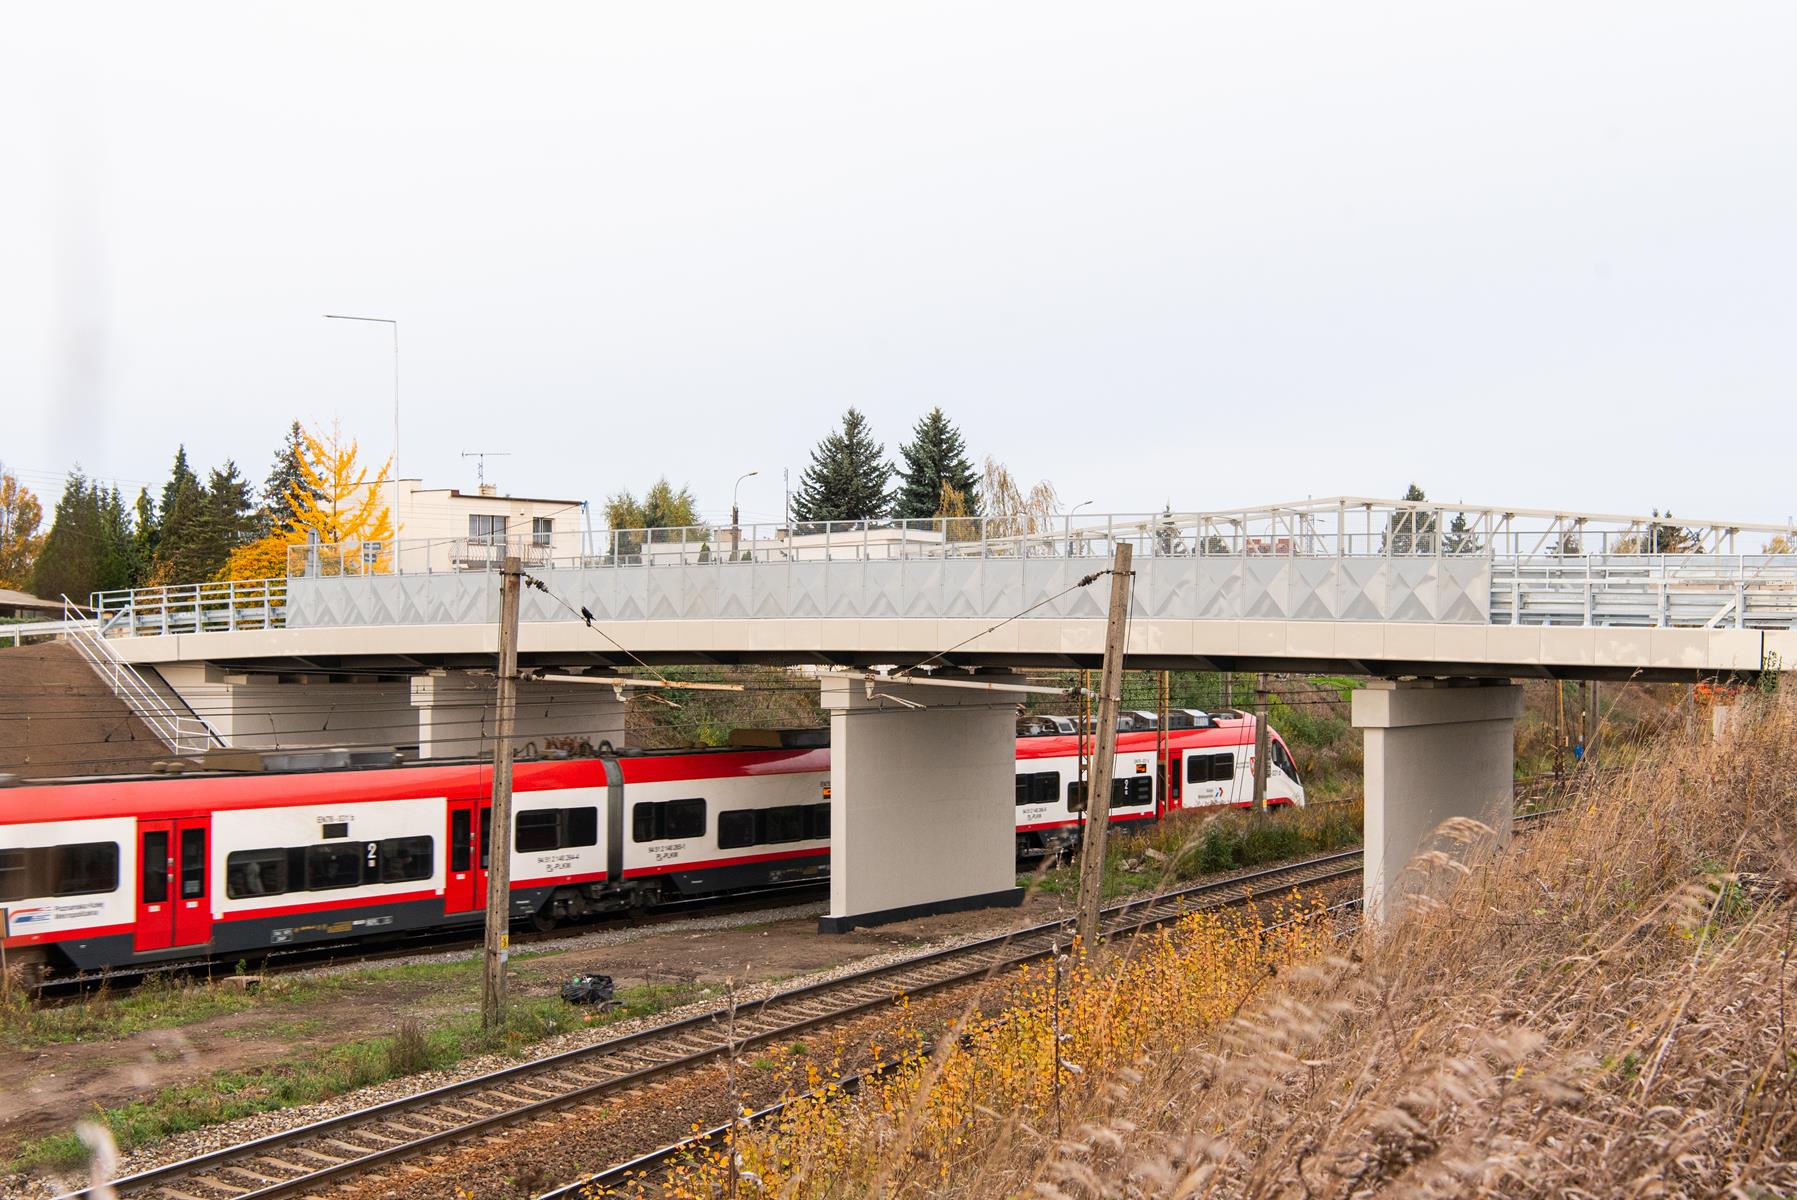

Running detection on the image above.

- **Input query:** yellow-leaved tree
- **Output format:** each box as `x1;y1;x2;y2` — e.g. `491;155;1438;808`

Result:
219;421;394;579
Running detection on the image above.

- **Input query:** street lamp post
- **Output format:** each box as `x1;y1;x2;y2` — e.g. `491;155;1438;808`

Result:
324;314;401;565
1067;499;1094;556
731;471;759;561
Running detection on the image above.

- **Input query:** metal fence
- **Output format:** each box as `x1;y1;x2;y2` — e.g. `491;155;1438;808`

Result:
74;498;1797;637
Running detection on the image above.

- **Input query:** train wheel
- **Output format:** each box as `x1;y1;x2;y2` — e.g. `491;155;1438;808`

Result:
529;905;559;934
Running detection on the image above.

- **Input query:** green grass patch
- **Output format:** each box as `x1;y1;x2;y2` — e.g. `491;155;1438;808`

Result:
6;980;706;1173
1027;802;1364;900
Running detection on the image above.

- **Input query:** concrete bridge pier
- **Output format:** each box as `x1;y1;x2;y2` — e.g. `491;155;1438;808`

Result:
1352;679;1524;918
817;674;1025;933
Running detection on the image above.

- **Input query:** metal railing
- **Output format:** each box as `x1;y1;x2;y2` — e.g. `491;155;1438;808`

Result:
282;497;1797;576
61;599;227;755
73;498;1797;638
91;578;287;636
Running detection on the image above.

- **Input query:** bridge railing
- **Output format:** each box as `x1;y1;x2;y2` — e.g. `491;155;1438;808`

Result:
279;498;1797;577
91;578;288;636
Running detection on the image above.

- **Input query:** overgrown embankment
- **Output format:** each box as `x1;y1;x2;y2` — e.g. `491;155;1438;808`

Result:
650;687;1797;1197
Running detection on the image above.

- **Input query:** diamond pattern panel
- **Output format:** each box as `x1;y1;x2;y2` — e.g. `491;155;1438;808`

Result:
1337;559;1387;622
1388;561;1438;622
1241;558;1293;620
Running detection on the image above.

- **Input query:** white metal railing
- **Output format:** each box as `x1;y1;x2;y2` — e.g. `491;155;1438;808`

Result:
282;497;1797;576
77;498;1797;637
91;577;287;636
61;599;227;755
1;618;72;646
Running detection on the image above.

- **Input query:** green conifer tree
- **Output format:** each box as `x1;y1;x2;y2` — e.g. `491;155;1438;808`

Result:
151;449;210;584
893;407;979;521
261;420;308;533
31;471;111;602
791;407;892;525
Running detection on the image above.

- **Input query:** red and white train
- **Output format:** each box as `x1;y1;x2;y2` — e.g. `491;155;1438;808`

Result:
0;716;1303;977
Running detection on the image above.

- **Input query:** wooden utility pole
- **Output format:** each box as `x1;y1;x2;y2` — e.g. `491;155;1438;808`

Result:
1075;542;1133;950
1251;672;1270;812
482;555;523;1031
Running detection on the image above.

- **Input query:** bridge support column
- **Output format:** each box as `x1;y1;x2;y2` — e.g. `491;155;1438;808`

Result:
1352;680;1523;919
410;672;624;760
817;675;1025;933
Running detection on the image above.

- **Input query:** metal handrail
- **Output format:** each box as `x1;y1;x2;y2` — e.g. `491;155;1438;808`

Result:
59;599;228;754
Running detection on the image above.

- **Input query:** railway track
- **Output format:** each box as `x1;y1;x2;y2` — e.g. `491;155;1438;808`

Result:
64;850;1362;1200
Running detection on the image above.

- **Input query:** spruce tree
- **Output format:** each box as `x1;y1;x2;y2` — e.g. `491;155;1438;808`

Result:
131;489;159;582
31;471;106;602
791;407;892;525
151;453;209;584
261;420;308;533
892;407;979;521
194;462;259;579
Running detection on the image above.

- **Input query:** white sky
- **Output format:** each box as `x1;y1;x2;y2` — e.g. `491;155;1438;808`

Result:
2;3;1793;528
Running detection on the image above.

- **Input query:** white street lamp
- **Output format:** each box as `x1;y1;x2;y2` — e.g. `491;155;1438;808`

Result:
324;314;401;561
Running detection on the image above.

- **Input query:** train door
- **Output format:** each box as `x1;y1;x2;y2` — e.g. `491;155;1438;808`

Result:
445;800;490;914
134;818;212;952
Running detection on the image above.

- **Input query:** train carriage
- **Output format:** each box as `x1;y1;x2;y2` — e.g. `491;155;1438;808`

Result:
0;717;1302;978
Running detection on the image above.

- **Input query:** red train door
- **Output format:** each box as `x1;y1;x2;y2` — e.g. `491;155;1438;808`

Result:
445;800;490;914
135;818;212;952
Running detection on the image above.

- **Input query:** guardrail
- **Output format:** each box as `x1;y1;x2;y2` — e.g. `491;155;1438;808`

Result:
279;497;1797;577
91;578;287;636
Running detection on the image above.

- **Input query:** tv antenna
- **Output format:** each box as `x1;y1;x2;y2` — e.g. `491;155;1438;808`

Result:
462;451;511;490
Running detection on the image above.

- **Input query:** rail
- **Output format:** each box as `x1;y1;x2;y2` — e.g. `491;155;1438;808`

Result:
66;851;1362;1200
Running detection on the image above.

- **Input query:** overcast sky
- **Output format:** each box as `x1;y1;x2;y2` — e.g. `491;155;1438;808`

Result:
2;3;1792;528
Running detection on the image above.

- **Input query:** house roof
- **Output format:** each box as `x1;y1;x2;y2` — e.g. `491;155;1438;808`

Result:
0;588;65;613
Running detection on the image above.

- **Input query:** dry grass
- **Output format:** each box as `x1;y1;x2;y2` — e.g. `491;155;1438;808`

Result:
623;686;1797;1198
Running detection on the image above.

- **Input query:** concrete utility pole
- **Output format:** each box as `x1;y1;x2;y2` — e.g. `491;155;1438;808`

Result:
482;555;522;1031
1252;672;1271;812
1075;542;1133;951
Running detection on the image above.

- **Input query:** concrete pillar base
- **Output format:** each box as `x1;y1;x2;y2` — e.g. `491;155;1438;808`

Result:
818;674;1023;933
1352;680;1523;918
818;887;1024;934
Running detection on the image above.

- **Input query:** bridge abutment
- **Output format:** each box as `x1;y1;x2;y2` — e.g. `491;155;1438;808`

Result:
1352;679;1523;918
817;674;1024;933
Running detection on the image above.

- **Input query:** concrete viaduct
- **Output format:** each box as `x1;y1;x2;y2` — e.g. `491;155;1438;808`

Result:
54;497;1797;927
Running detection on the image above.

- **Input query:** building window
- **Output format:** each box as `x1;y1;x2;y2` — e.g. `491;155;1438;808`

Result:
532;517;553;547
469;514;508;545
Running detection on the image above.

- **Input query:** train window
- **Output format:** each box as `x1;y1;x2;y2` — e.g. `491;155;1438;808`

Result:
142;831;169;903
1013;771;1058;806
718;810;757;850
0;848;30;902
321;823;349;840
763;806;804;845
1186;753;1234;784
450;810;471;873
804;803;830;840
633;798;707;843
180;829;206;899
1112;777;1153;809
480;809;492;871
379;836;433;883
306;843;364;890
565;807;598;848
226;849;289;898
515;810;561;853
54;842;120;896
1271;742;1301;785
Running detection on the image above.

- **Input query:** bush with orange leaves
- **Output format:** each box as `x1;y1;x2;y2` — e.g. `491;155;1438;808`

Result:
598;893;1329;1199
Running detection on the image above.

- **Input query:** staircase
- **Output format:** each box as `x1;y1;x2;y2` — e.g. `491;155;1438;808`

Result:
61;599;227;756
